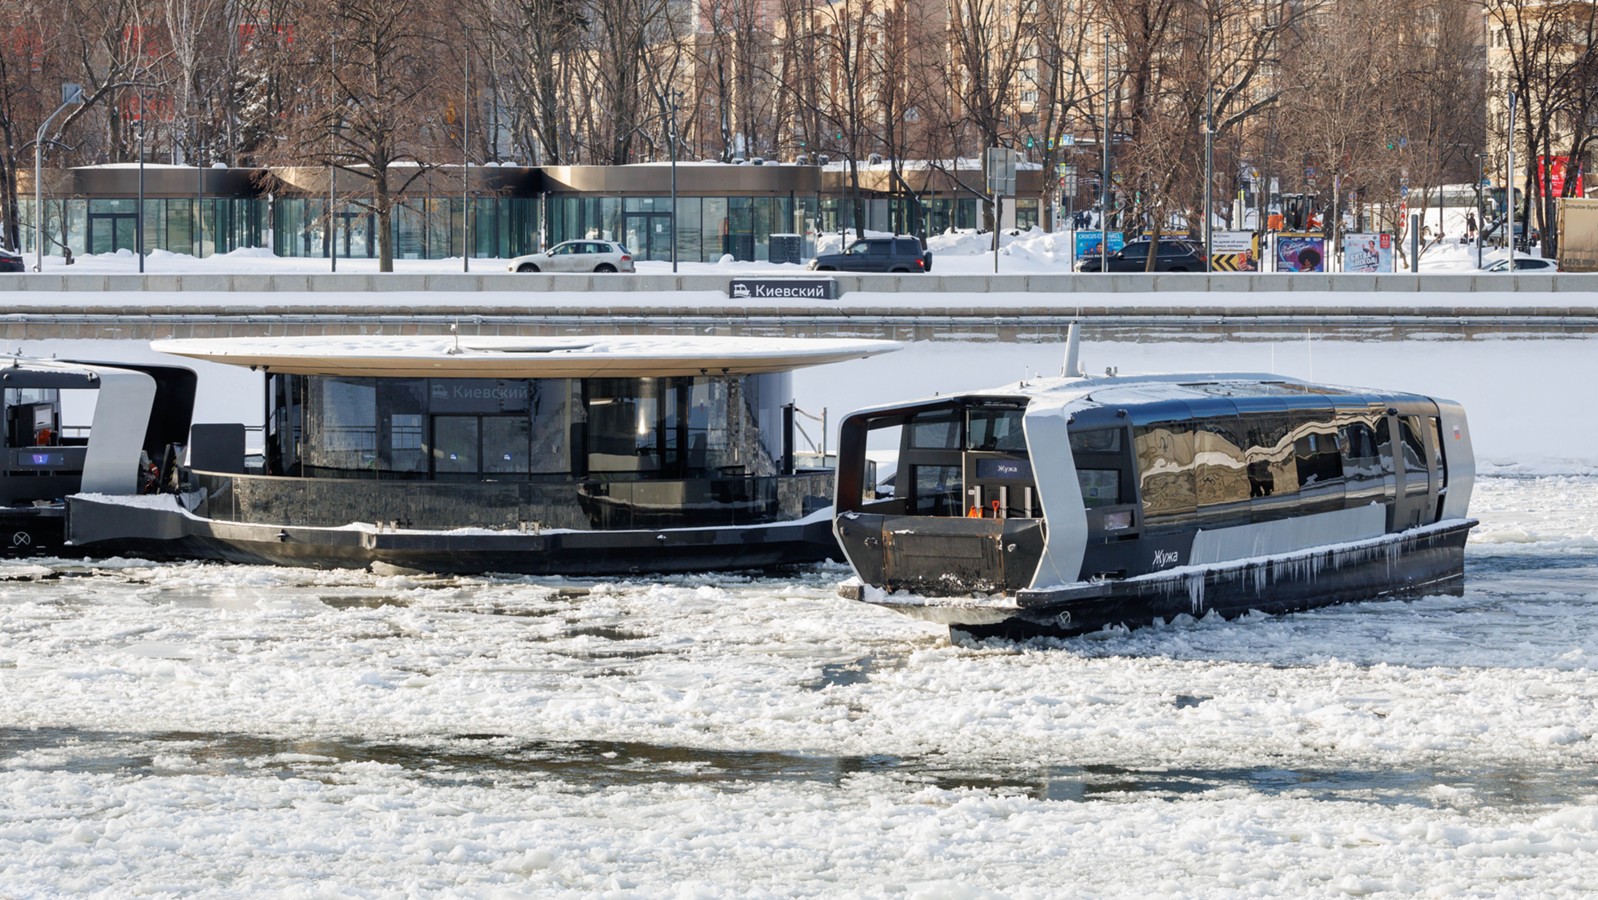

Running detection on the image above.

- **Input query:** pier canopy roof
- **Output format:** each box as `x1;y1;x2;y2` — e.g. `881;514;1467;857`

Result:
150;335;899;378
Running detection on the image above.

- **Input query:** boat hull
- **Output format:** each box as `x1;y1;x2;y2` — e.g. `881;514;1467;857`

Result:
66;495;839;576
846;519;1475;640
2;507;66;557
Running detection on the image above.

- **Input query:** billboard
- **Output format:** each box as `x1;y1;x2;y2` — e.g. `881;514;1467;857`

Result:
1276;234;1326;272
1210;231;1258;272
1073;230;1125;259
1538;156;1585;198
1342;233;1394;273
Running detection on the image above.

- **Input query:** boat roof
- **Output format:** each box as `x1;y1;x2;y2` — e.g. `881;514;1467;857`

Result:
149;335;901;378
845;370;1441;420
2;354;138;389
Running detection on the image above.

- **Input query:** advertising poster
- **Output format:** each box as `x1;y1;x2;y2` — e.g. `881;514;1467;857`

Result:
1073;230;1125;260
1342;232;1394;273
1210;231;1258;272
1276;234;1326;272
1538;156;1584;198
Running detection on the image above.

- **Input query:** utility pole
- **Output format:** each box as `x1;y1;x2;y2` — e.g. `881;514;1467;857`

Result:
137;87;145;273
1101;27;1111;274
1203;88;1215;272
670;90;680;274
463;28;471;273
1507;90;1517;264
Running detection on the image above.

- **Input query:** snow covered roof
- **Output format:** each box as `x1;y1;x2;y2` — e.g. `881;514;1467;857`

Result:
149;335;900;378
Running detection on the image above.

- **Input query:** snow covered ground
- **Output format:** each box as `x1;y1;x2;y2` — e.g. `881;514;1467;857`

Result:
11;213;1538;277
2;473;1597;897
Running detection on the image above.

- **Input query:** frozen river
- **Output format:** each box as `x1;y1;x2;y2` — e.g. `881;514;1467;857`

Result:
4;328;1598;896
3;474;1597;897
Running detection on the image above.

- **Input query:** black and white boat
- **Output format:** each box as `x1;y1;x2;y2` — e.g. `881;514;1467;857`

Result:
68;334;896;575
3;354;196;555
832;335;1477;640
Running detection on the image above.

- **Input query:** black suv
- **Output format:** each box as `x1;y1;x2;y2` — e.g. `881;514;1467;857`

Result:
808;236;933;273
0;246;24;273
1074;239;1204;273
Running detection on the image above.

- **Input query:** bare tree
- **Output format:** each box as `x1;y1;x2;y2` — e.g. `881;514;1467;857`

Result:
262;0;453;271
1487;0;1598;254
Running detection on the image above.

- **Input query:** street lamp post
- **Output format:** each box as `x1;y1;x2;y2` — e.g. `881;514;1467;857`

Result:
33;82;84;272
137;91;145;273
669;90;680;274
1100;27;1111;274
462;29;471;273
1476;151;1487;269
1507;90;1517;262
1203;89;1215;272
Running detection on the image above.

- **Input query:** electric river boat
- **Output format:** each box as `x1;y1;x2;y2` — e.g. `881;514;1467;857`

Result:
832;341;1477;640
3;354;195;555
67;334;897;574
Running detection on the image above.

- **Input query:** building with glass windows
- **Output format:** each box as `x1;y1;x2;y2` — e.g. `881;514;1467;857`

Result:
17;160;1035;263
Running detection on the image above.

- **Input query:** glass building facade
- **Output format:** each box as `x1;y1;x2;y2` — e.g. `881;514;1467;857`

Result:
17;162;1026;262
20;196;266;258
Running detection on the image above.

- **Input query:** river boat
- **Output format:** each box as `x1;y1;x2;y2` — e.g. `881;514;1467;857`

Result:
67;334;897;575
3;354;196;555
832;337;1477;640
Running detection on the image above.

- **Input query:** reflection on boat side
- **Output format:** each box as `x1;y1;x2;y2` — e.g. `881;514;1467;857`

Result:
833;330;1479;640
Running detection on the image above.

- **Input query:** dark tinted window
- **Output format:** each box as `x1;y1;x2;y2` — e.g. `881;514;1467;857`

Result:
910;410;961;448
1194;420;1250;506
912;464;962;515
1078;469;1120;507
1120;243;1149;258
1339;419;1384;487
1134;422;1197;518
867;241;890;256
968;408;1027;451
1294;427;1344;486
1244;417;1300;498
1070;428;1122;454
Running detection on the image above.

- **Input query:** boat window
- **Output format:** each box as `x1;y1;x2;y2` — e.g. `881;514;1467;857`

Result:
1134;423;1197;518
1294;427;1344;486
912;464;963;515
1243;417;1300;498
967;407;1026;452
1077;469;1120;507
1339;418;1385;493
304;377;378;474
1399;416;1429;494
1193;420;1250;506
433;416;479;475
1429;416;1447;488
1069;428;1122;454
910;410;962;449
482;416;532;474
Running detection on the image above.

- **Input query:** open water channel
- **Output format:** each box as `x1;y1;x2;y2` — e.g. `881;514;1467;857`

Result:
2;329;1596;896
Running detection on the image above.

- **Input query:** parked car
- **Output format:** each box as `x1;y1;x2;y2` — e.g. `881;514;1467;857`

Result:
1483;256;1558;272
1074;238;1205;273
507;240;634;273
0;246;24;273
807;236;932;273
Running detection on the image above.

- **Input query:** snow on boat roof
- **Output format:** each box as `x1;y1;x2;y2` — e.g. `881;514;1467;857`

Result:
149;335;901;378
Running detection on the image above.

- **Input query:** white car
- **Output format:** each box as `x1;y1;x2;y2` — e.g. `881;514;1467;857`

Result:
1483;257;1558;272
507;240;635;273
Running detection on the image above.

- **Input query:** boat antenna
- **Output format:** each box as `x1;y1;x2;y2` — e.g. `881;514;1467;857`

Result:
1062;321;1085;378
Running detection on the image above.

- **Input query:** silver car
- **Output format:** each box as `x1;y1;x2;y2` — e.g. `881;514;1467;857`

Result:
1483;256;1557;272
507;240;635;273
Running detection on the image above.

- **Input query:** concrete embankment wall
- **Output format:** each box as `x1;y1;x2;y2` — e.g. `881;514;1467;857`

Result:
5;271;1596;341
4;271;1598;295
